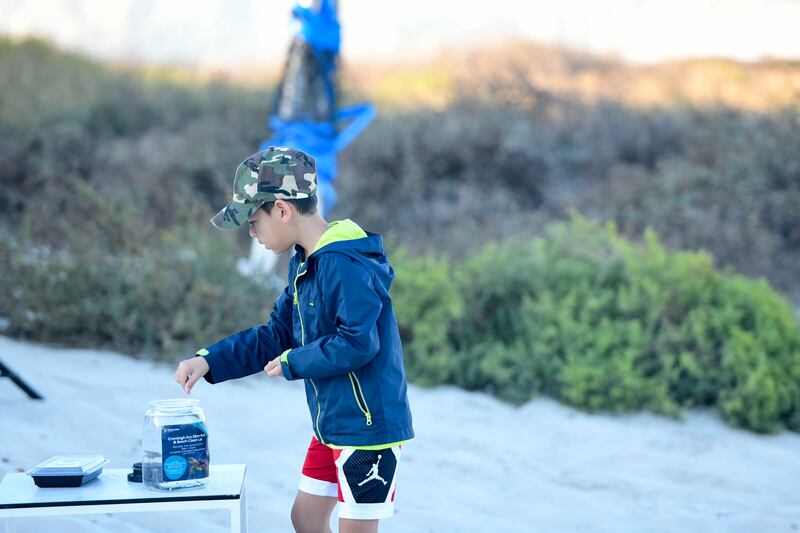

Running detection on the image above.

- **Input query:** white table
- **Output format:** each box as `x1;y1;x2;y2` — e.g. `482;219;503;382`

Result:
0;464;247;533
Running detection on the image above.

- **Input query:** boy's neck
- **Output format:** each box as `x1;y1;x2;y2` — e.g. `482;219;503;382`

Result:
296;213;331;261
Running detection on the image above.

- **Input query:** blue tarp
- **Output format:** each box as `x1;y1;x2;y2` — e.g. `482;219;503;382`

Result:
261;0;374;214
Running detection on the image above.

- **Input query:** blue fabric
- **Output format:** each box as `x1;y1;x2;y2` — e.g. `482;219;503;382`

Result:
261;1;375;215
201;232;414;447
293;0;340;53
262;104;376;215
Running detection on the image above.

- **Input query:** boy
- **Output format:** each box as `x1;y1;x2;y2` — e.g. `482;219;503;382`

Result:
174;146;414;533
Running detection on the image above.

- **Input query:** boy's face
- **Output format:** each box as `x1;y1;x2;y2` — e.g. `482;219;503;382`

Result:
248;200;296;255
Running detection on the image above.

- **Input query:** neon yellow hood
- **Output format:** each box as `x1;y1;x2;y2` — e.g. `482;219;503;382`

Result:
313;219;368;253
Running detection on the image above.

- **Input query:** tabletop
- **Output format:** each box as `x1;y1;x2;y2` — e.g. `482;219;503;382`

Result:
0;464;246;510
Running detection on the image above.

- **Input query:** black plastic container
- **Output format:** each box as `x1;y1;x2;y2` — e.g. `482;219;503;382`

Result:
31;467;103;488
27;455;108;488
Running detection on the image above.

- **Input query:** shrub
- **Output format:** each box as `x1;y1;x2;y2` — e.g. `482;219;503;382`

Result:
0;224;276;358
390;213;800;433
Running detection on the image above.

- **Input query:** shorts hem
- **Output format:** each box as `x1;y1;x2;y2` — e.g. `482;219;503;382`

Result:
298;473;338;498
338;501;395;520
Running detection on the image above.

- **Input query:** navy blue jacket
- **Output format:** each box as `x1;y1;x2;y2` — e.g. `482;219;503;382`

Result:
199;221;414;447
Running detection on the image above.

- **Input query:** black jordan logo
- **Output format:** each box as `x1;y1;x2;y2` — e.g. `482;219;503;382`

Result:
343;449;397;503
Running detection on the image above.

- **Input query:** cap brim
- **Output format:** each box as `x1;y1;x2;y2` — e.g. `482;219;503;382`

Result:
210;201;260;230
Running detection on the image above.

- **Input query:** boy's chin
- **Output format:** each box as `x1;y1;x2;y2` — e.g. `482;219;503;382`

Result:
272;244;293;255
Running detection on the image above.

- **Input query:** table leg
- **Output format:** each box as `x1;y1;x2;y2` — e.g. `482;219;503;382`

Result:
240;485;248;533
230;485;248;533
4;518;15;533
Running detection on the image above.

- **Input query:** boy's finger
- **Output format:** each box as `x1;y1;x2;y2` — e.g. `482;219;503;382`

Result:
184;372;200;394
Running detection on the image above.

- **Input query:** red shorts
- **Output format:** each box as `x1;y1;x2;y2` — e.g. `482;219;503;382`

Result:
298;436;402;520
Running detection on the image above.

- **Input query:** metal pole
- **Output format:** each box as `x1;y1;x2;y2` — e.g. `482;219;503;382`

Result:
0;358;44;399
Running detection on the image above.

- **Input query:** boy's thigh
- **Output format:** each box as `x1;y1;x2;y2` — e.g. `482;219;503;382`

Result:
339;518;379;533
291;490;338;529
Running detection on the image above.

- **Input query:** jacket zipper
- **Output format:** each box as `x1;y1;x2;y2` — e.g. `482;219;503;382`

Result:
294;260;325;444
348;371;373;426
293;261;307;345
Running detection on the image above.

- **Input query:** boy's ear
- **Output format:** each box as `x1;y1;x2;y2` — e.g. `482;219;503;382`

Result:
274;199;293;221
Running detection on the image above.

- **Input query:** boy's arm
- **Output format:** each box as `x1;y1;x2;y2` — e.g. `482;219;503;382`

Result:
280;255;382;380
197;284;294;384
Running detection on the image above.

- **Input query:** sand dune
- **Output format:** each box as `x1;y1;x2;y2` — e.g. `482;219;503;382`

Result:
0;335;797;532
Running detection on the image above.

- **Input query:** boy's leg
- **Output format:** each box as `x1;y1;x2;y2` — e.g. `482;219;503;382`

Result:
339;518;379;533
295;436;340;533
291;490;337;533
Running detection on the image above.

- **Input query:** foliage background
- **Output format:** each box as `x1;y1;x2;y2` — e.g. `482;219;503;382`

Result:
1;38;798;433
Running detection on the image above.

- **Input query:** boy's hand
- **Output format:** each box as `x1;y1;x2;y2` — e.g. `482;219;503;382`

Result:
265;356;283;378
175;356;210;394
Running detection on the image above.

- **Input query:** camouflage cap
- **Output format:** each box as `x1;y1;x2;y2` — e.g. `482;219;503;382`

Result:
210;146;317;230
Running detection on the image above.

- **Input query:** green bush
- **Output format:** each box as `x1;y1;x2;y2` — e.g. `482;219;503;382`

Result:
390;213;800;433
0;224;276;358
389;246;464;384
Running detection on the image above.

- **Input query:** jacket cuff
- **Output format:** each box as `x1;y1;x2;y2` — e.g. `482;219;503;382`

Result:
279;348;297;381
195;348;217;384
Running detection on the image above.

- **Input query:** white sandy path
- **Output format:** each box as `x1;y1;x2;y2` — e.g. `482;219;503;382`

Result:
0;335;798;532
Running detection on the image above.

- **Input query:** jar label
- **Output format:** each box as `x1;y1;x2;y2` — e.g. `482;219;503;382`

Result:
161;423;210;481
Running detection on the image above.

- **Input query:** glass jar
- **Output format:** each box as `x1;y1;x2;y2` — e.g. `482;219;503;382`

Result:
142;399;210;491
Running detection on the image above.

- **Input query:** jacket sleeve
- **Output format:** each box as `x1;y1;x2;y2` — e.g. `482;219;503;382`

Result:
280;254;382;380
197;283;294;384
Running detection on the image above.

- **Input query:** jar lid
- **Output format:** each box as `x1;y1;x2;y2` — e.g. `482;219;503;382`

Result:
148;399;200;411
